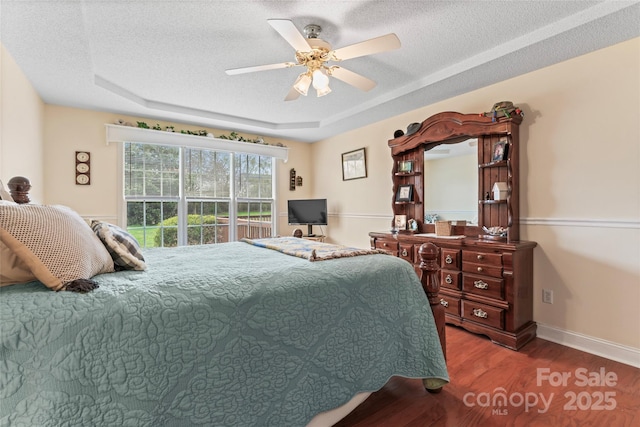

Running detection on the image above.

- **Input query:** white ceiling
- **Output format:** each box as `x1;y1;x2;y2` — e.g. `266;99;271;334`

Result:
2;1;638;143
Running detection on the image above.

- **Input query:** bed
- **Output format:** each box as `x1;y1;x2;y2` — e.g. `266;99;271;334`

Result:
0;200;448;426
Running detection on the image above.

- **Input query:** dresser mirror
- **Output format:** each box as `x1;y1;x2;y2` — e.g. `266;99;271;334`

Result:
388;111;523;241
423;138;478;224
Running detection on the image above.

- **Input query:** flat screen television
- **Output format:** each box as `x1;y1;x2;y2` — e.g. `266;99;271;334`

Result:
287;198;327;237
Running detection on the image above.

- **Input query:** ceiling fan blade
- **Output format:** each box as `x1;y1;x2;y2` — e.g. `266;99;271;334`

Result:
330;67;377;92
284;86;301;102
332;33;401;61
268;19;311;52
225;62;294;75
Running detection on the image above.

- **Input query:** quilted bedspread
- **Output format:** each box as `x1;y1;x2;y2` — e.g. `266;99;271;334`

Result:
0;241;448;426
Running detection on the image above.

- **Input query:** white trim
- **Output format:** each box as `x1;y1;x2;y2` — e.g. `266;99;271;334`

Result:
332;212;392;220
105;124;289;161
116;143;126;227
228;154;237;242
536;323;640;368
521;217;640;229
95;75;320;132
278;211;393;220
277;213;640;229
272;157;279;237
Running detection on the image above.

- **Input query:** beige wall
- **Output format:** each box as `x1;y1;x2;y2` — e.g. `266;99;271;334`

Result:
42;106;312;229
0;44;45;202
311;38;640;350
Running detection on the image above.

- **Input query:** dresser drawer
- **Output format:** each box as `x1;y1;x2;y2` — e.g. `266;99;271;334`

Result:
441;249;461;269
439;294;460;316
463;274;504;300
441;270;461;290
462;262;503;278
375;239;398;255
461;300;504;330
399;243;414;263
463;250;502;267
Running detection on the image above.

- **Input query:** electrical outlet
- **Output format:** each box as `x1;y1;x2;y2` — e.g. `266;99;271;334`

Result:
542;289;554;304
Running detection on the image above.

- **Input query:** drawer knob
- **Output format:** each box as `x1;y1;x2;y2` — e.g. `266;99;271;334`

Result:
477;267;484;273
445;255;453;264
440;299;449;308
383;243;389;247
445;275;453;284
477;254;484;260
474;280;489;290
473;308;488;319
401;249;408;257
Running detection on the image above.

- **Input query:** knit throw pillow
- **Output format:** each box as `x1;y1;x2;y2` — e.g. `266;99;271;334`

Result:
0;204;114;291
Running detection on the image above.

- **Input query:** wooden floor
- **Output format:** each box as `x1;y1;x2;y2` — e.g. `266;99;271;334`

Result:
334;325;640;427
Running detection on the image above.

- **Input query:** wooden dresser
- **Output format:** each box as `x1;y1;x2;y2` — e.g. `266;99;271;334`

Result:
370;232;536;350
371;110;537;350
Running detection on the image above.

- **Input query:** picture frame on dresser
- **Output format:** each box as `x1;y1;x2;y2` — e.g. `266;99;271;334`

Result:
491;139;508;162
398;160;414;173
396;184;413;202
394;214;407;230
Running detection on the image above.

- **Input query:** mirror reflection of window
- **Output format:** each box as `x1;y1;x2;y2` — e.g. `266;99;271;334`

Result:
424;138;478;223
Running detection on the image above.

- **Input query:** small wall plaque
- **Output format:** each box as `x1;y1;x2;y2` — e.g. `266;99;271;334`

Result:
289;168;296;191
75;151;91;185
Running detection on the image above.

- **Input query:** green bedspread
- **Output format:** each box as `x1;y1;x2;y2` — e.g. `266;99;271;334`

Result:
0;241;448;426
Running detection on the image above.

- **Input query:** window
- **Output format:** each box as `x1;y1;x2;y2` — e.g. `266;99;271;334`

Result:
124;143;275;247
184;148;231;245
235;153;273;240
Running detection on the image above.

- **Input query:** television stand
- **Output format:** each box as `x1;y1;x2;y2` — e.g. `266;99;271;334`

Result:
307;224;315;237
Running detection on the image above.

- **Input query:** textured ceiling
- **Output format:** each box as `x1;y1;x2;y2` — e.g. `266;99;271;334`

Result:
2;1;639;143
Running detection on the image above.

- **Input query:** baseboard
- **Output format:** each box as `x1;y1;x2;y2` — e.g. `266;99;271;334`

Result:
536;323;640;368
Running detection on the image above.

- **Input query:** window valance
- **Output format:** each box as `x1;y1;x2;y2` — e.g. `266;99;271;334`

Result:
105;124;289;161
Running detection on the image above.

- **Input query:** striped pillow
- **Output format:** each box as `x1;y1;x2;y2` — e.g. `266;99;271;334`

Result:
91;220;146;271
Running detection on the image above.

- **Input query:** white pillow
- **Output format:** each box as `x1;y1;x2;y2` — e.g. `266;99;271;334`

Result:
0;204;114;291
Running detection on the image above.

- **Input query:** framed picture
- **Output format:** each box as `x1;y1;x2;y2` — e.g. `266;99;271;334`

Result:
342;148;367;180
394;215;407;230
491;139;508;162
396;184;413;202
397;160;414;173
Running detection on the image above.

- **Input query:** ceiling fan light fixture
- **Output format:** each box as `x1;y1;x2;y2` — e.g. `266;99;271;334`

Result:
293;73;312;96
227;20;401;101
311;69;329;90
316;85;332;97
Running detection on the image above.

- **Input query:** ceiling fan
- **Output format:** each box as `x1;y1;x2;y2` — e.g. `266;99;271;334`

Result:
225;19;401;101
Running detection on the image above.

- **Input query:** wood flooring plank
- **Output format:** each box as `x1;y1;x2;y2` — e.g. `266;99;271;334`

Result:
334;325;640;427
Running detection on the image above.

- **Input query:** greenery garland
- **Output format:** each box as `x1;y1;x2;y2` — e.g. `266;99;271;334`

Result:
119;120;284;146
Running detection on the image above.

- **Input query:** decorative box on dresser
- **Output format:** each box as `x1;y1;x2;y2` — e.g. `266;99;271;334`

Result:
370;110;537;350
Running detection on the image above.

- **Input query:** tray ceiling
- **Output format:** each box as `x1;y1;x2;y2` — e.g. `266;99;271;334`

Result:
2;1;638;142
